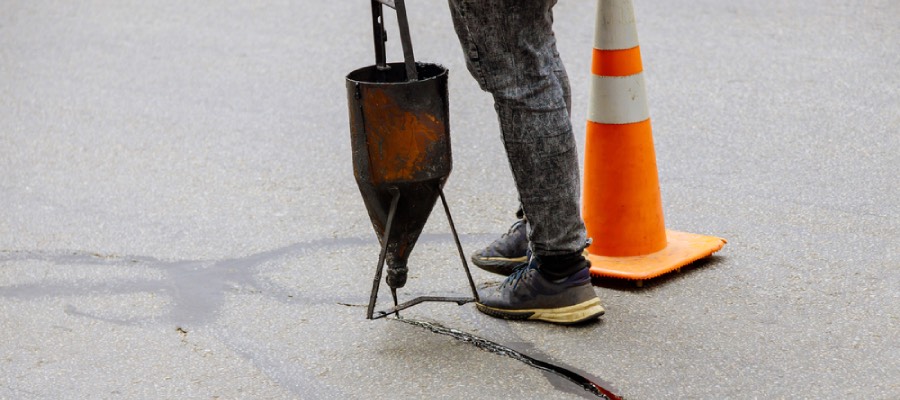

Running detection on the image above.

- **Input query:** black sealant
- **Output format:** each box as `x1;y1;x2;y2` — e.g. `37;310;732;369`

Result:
394;317;623;400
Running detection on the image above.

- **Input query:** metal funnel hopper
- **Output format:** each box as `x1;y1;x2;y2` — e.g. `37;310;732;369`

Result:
347;62;451;291
346;0;477;319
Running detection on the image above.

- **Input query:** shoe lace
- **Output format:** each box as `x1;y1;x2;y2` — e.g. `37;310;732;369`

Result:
501;257;535;290
500;219;524;239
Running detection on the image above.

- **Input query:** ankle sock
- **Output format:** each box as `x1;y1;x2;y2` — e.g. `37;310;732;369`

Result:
536;251;589;281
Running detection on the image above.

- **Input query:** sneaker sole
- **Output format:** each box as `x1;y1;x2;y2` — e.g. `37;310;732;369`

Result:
470;255;527;276
476;297;605;325
470;250;589;276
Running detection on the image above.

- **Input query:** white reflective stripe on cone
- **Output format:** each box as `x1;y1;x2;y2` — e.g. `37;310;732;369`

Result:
587;73;650;125
593;0;641;51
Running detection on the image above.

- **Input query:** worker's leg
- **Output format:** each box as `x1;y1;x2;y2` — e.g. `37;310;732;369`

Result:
449;0;586;267
449;0;603;323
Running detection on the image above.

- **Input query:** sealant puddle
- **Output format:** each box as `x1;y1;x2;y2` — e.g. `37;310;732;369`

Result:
394;317;623;400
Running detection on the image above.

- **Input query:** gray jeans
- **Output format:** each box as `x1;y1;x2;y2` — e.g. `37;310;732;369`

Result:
448;0;587;258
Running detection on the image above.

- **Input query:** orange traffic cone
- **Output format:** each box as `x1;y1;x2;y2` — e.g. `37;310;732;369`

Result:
582;0;725;282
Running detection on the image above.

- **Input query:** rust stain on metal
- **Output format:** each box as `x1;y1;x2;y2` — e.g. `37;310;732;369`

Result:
362;88;443;184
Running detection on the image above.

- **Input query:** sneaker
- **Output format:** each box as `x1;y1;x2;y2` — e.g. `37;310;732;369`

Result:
470;219;529;276
476;259;605;325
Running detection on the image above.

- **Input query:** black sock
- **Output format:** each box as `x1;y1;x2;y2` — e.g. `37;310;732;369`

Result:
536;252;589;280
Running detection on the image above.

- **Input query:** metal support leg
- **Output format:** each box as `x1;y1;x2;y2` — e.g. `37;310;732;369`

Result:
439;188;479;302
367;187;401;320
368;188;479;320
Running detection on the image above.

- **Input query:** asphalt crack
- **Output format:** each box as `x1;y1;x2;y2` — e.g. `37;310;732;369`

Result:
394;317;623;400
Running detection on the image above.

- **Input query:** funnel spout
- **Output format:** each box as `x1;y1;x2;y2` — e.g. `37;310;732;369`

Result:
386;260;408;289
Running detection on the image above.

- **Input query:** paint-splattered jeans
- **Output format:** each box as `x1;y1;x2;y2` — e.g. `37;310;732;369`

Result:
448;0;587;260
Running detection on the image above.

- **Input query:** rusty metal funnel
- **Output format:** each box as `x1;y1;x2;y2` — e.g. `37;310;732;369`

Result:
346;0;478;319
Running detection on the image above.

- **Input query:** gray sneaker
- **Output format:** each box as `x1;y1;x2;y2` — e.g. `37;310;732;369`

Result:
476;259;605;325
470;219;528;276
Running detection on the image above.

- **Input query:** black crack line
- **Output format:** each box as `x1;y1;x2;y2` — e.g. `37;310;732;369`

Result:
394;318;623;400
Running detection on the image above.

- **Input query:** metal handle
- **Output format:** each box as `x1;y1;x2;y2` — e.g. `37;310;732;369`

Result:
371;0;418;81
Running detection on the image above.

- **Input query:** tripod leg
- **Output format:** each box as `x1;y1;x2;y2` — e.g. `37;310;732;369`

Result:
439;188;479;302
390;288;400;318
367;187;401;319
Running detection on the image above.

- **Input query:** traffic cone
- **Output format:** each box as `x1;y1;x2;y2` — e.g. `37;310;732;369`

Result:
582;0;725;283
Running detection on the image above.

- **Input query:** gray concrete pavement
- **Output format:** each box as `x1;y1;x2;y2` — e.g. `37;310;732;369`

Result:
2;0;898;398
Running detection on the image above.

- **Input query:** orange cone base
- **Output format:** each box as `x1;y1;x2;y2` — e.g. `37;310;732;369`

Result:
588;230;726;281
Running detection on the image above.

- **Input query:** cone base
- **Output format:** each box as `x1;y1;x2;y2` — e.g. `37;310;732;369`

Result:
588;230;726;281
